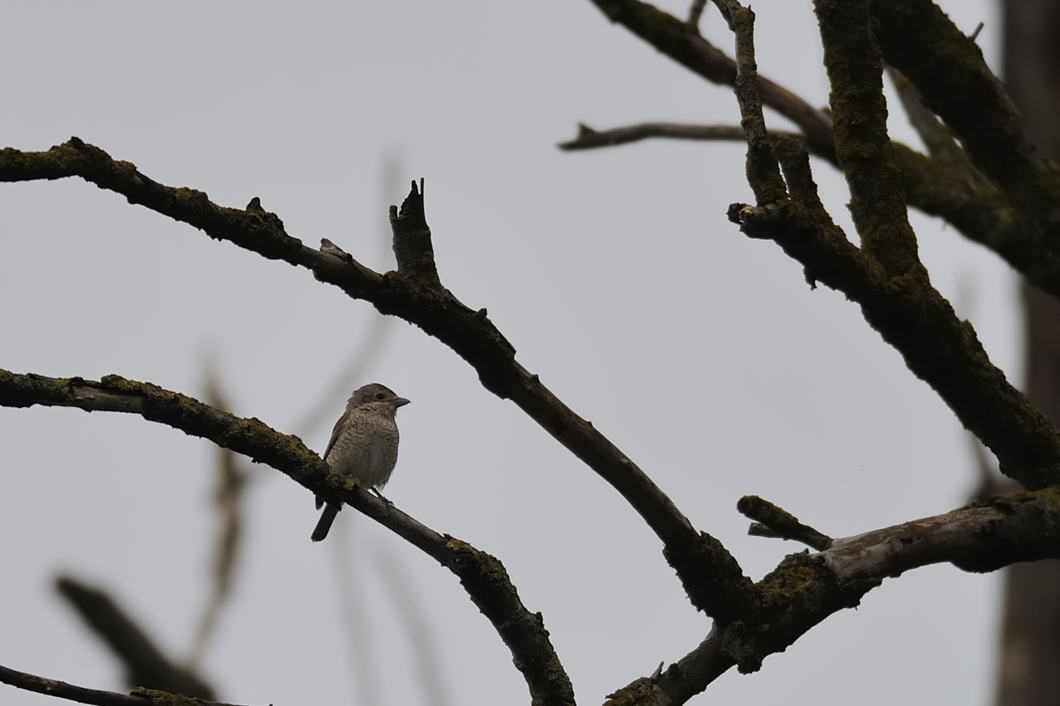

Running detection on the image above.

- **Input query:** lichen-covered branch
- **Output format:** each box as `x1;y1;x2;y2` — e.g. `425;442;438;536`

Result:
737;495;832;550
814;0;921;277
0;139;755;621
573;1;1060;300
870;0;1060;239
0;369;575;706
712;1;787;205
605;489;1060;705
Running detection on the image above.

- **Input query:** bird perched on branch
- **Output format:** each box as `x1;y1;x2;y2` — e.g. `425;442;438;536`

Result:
311;383;410;541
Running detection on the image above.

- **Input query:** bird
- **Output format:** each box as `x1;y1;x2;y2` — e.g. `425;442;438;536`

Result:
311;383;410;542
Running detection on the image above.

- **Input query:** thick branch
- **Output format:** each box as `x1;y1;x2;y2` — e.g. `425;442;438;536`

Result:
815;0;921;277
728;201;1060;489
0;662;250;706
0;139;754;620
870;0;1060;242
605;489;1060;705
0;370;574;706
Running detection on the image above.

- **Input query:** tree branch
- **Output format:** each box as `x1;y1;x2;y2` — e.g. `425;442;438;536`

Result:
0;369;575;706
814;0;922;277
573;1;1060;301
0;139;755;621
585;0;835;157
870;0;1060;240
0;662;250;706
728;199;1060;489
605;488;1060;705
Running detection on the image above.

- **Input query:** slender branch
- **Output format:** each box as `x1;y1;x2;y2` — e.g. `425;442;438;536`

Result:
0;139;755;621
558;122;755;150
0;662;251;706
712;0;787;205
573;1;1060;301
814;0;921;277
586;0;835;157
605;488;1060;705
0;370;575;706
889;69;971;168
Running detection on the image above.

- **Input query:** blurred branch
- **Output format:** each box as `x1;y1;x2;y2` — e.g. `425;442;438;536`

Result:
187;359;249;669
0;139;754;620
706;0;1060;489
0;663;253;706
330;527;385;706
0;369;575;706
54;577;215;699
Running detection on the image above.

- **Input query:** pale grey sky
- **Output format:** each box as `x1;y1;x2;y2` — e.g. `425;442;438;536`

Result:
1;2;1012;704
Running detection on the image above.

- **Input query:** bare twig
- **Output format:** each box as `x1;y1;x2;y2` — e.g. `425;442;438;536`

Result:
0;662;253;706
0;370;575;706
712;0;787;204
0;139;754;620
738;495;832;550
889;70;971;167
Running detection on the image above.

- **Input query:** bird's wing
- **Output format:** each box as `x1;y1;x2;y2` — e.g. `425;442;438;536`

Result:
322;408;348;461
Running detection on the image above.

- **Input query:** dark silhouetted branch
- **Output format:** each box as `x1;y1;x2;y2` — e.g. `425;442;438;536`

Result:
585;0;834;157
0;139;754;621
606;489;1060;705
0;370;575;706
0;662;254;706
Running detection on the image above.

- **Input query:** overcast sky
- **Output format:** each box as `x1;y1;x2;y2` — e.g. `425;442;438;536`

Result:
0;2;1013;705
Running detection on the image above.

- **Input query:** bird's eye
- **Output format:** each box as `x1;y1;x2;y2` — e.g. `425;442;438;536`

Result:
374;392;385;400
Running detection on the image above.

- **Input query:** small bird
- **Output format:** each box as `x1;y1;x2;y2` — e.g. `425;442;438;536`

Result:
311;383;410;542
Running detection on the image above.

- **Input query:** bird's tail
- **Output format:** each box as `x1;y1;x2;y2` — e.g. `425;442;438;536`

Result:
311;503;341;542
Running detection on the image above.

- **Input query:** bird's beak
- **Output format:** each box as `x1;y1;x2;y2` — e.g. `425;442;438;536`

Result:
394;397;411;408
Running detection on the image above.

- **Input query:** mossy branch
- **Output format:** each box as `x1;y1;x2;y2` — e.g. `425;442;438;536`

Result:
0;369;575;706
